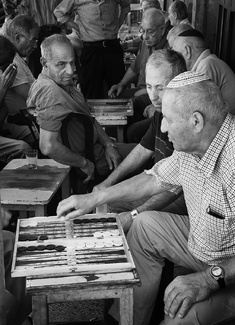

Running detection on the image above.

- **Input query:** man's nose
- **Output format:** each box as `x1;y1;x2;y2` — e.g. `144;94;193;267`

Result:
161;117;168;133
66;64;75;74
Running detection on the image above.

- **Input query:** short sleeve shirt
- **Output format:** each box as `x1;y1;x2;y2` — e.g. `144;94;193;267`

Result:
147;114;235;264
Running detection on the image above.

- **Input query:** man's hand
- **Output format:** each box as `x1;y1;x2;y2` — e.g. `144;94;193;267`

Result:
164;271;218;319
118;211;133;233
80;159;95;184
143;104;157;118
108;83;124;98
105;146;122;170
0;63;17;94
57;193;98;220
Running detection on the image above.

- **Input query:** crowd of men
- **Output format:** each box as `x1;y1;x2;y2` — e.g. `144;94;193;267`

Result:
1;0;235;325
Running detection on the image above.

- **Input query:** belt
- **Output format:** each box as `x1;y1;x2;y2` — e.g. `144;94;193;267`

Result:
83;39;120;47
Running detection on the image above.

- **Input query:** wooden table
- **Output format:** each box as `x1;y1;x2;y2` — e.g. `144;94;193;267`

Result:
0;159;70;218
88;99;134;142
12;215;140;325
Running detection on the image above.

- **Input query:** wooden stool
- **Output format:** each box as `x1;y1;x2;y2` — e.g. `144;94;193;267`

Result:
27;271;140;325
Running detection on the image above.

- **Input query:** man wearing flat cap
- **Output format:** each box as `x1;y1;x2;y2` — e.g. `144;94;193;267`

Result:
57;71;235;325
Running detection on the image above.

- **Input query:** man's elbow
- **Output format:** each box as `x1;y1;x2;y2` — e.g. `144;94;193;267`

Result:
40;141;54;157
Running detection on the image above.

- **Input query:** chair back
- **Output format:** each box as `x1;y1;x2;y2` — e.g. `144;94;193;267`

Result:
61;112;96;193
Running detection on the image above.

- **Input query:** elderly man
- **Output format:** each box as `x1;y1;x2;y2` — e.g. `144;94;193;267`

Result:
109;8;169;99
54;0;131;99
27;34;134;193
94;49;187;231
168;0;192;27
1;14;39;117
109;8;172;130
170;28;235;114
57;71;235;325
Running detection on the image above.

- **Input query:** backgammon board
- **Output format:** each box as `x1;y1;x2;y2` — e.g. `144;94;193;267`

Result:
11;214;136;278
88;99;133;116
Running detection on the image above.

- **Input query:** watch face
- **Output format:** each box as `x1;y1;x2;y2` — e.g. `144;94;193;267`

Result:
212;266;222;277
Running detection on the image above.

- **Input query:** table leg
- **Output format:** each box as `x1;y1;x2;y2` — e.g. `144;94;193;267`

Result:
117;126;124;143
61;173;71;199
119;288;133;325
34;206;47;217
32;295;48;325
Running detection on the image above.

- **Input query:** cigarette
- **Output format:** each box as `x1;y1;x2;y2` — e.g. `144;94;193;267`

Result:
12;65;17;70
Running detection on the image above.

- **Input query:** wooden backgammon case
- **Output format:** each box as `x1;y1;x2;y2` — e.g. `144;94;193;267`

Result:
11;214;137;278
88;99;133;116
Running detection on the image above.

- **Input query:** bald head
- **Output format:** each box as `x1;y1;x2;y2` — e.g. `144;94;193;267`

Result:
167;24;193;47
142;8;165;27
41;34;74;61
172;35;207;69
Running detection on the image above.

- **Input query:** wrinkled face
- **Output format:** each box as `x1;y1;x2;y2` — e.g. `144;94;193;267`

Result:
44;44;76;88
140;17;165;47
168;5;177;26
146;65;169;111
161;89;195;152
16;27;39;57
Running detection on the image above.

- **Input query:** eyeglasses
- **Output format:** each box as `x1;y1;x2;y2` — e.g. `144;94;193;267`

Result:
19;33;38;45
139;24;164;37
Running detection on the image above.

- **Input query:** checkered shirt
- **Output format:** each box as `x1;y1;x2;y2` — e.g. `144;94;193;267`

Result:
146;114;235;264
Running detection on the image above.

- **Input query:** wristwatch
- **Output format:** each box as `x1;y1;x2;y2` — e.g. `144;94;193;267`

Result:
210;266;226;288
130;209;139;220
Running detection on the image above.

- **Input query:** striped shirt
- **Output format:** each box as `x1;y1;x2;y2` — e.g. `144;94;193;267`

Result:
54;0;131;42
147;114;235;264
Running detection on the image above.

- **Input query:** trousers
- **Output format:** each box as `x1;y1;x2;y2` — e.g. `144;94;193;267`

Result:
127;212;235;325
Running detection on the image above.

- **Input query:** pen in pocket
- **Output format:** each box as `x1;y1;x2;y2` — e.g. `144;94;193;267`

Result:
206;206;225;219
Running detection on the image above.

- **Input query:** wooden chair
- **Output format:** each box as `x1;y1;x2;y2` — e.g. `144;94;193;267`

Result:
60;112;104;193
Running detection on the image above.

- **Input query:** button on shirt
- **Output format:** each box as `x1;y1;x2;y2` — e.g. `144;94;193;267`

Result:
54;0;131;42
146;114;235;264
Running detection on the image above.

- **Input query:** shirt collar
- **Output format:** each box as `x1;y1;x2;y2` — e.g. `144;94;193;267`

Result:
192;49;211;71
197;114;233;176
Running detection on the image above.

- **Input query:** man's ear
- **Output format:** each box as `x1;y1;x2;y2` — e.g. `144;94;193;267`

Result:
192;111;204;133
184;45;192;60
40;57;47;68
15;33;21;43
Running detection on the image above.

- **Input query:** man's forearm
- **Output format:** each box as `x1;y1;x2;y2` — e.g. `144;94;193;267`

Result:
120;67;138;87
96;172;164;207
102;144;153;187
119;7;130;27
94;119;113;147
40;139;87;168
137;191;182;213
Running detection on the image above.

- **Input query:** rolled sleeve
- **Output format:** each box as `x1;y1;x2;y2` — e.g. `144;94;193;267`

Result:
54;0;76;24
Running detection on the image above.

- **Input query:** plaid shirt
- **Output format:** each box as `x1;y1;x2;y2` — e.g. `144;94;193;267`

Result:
147;114;235;264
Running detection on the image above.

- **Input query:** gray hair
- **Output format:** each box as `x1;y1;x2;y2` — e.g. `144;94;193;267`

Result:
6;14;38;40
170;0;188;20
169;80;228;124
142;8;165;27
146;49;187;82
167;24;193;42
41;34;73;61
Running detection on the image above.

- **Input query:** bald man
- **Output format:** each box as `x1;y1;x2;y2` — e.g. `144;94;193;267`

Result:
170;29;235;114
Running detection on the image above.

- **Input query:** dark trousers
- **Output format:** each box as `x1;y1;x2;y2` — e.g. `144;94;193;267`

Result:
81;42;125;99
